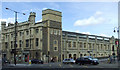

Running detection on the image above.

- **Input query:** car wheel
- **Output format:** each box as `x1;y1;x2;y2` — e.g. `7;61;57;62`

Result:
82;63;84;65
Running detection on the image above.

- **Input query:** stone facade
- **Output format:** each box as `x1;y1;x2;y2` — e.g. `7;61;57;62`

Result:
1;9;117;63
62;31;117;60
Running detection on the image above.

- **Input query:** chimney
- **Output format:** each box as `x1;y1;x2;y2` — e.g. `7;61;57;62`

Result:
1;21;6;31
28;12;36;24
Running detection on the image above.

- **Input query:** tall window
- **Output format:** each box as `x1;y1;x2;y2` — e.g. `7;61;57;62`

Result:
73;54;76;60
93;44;94;49
50;29;53;34
36;38;39;47
36;29;39;34
59;30;61;35
20;32;22;36
73;42;76;47
108;45;109;50
54;40;57;45
80;42;82;48
19;40;22;48
6;35;7;39
11;33;13;38
5;42;8;48
14;41;18;48
54;40;58;51
101;44;102;50
89;43;91;49
69;54;72;58
54;29;57;35
26;31;29;35
68;41;71;47
104;44;107;50
54;46;57;50
84;43;86;48
26;39;29;47
11;41;13;49
98;44;100;50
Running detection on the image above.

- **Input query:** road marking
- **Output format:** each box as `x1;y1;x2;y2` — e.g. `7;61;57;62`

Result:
83;65;88;68
70;64;73;67
99;66;104;68
59;64;61;67
49;64;51;67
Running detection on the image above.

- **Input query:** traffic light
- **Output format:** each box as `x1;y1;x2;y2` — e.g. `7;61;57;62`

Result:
115;41;118;45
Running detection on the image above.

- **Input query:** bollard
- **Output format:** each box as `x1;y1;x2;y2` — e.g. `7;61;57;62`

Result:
29;60;31;65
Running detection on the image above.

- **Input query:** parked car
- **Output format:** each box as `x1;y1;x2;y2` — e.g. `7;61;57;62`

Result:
75;56;99;65
2;58;10;64
63;58;75;64
31;59;43;64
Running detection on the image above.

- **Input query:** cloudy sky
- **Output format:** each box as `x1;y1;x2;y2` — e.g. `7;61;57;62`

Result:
1;2;118;38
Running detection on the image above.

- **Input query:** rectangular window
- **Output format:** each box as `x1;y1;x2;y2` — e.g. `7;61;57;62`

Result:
54;29;57;35
73;42;76;47
5;42;8;49
26;31;29;35
11;41;13;49
50;29;53;34
68;41;71;47
53;40;58;51
11;34;13;38
36;38;39;47
22;32;24;35
108;45;109;50
6;35;7;39
101;44;102;50
93;44;94;49
89;43;91;49
54;40;57;45
84;43;86;48
54;47;57;50
36;29;39;34
80;42;82;48
19;40;22;48
20;32;22;36
14;41;18;48
97;44;99;50
26;39;29;47
62;41;65;50
59;30;61;35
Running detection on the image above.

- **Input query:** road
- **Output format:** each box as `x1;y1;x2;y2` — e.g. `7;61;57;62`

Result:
2;61;119;68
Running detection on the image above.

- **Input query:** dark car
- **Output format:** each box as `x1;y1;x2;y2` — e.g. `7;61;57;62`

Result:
31;59;43;64
2;58;10;64
75;56;99;65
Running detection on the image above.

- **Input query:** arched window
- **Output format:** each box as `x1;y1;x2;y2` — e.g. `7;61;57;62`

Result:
73;54;76;60
62;54;64;60
69;54;72;58
80;54;82;57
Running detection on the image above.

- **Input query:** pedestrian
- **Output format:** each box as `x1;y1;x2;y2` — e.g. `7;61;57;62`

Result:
109;55;112;64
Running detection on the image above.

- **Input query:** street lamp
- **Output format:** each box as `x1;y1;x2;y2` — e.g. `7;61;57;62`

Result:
6;8;25;65
114;26;120;61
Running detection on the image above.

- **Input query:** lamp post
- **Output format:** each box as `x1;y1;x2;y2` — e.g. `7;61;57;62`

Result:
6;8;25;65
114;26;120;61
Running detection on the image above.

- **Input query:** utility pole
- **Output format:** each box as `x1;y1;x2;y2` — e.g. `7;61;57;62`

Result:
6;8;25;65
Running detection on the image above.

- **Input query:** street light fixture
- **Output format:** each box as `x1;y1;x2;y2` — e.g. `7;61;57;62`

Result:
114;26;120;61
6;8;25;65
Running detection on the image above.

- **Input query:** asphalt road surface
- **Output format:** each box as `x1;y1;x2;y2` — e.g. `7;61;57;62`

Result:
2;61;119;68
